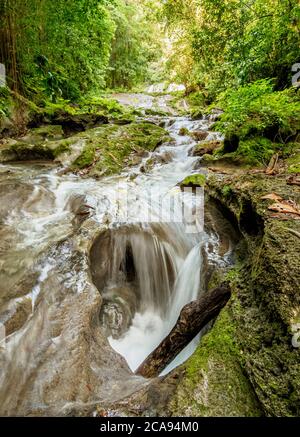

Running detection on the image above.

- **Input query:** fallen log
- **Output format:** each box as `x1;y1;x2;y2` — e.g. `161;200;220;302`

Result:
136;284;231;378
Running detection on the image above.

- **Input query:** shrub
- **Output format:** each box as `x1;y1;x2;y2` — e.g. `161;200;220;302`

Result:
214;80;300;142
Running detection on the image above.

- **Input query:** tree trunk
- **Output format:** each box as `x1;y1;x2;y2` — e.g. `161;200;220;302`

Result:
135;284;231;379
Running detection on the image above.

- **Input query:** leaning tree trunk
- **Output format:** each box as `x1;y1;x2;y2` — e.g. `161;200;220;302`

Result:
136;284;231;378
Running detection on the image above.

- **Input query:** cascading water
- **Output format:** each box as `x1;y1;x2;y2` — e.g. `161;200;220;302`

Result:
90;222;205;371
0;94;233;415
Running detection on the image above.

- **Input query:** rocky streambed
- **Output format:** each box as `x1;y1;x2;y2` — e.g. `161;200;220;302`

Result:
0;93;299;417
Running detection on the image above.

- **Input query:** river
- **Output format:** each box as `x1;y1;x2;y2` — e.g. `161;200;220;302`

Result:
0;94;233;415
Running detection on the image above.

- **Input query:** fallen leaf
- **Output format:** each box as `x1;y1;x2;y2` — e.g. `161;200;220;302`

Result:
261;193;283;202
269;214;299;220
287;175;300;187
268;200;300;217
208;167;230;174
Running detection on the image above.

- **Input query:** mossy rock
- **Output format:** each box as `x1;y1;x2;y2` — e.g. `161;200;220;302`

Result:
0;142;55;161
191;131;209;142
178;127;190;136
0;122;170;172
71;122;170;176
190;108;204;120
167;308;262;416
286;148;300;174
224;133;240;153
192;140;224;157
0;137;72;162
180;174;206;189
21;125;64;143
206;173;300;416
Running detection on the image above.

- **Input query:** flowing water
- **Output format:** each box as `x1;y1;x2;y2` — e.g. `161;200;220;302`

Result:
0;95;233;414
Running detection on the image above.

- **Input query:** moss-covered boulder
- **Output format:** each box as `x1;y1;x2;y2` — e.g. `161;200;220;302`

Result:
0;122;170;174
205;173;300;416
167;308;262;416
0;141;56;161
178;127;190;136
191;131;209;142
68;122;170;176
179;174;206;189
20;125;64;143
192;140;224;157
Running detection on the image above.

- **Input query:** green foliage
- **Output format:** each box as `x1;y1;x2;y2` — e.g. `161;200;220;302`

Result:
1;0;163;104
237;138;276;165
222;185;233;197
0;87;12;118
162;0;300;99
210;80;300;164
215;80;300;140
106;0;164;89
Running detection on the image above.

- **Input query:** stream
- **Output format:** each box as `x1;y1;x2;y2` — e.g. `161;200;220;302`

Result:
0;94;234;415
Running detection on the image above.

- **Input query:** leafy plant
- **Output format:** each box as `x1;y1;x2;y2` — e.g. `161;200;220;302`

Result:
214;80;300;141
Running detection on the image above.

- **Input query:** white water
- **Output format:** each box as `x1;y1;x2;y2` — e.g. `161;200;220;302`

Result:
0;110;224;377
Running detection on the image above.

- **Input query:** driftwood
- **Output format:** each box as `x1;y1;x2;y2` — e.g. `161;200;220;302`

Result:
136;284;231;378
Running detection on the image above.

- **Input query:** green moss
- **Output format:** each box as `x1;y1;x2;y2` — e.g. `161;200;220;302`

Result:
236;137;276;165
193;140;223;155
221;184;233;197
29;125;64;140
286;148;300;173
144;108;168;117
73;145;96;169
206;173;300;416
9;142;54;160
186;310;239;377
170;308;262;416
180;174;206;188
52;140;72;158
179;127;190;136
71;122;170;176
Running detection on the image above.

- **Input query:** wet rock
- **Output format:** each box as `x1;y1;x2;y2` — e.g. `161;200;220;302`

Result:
0;181;34;221
191;131;209;142
178;127;190;136
209;108;223;122
141;151;173;173
191;140;224;157
64;193;94;228
191;109;204;120
1;297;32;336
32;112;109;137
206;173;300;416
20;125;64;144
100;285;139;339
0;227;145;416
179;174;206;189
